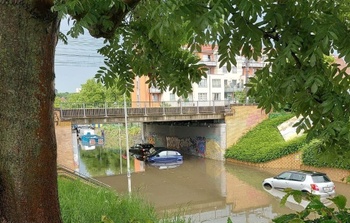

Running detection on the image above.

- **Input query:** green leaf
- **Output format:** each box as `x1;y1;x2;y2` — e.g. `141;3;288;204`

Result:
310;54;316;67
329;195;347;210
311;82;318;94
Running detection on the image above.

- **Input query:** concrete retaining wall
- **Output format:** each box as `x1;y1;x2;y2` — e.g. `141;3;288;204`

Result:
226;153;350;183
225;106;268;147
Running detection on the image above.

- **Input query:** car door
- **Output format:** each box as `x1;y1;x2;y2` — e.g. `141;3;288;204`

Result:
153;151;167;163
289;173;306;191
273;172;292;189
166;151;179;162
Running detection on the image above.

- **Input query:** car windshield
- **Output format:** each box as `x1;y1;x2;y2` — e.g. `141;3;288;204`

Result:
312;175;331;183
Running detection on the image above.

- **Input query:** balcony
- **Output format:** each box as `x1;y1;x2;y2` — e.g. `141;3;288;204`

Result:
224;85;244;93
149;87;161;93
242;61;265;68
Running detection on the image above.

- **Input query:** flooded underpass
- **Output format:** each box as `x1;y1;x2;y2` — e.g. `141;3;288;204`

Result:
72;132;350;223
93;156;296;222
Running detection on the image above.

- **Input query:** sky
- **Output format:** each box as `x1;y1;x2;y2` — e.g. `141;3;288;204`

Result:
55;19;105;93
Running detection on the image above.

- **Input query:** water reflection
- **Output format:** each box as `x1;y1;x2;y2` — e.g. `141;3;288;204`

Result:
262;188;310;212
73;132;135;177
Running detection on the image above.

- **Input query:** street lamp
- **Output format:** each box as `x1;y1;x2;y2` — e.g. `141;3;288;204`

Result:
124;93;131;194
118;125;122;174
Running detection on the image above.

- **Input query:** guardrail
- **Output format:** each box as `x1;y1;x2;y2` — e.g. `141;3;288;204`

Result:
57;165;111;188
58;100;234;119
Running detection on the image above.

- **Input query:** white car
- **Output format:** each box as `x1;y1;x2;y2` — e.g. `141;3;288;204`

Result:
262;170;336;197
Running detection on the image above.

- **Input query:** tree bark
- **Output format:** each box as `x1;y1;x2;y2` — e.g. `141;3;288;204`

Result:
0;0;61;222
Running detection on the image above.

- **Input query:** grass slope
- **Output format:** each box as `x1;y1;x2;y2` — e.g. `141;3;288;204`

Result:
225;114;305;163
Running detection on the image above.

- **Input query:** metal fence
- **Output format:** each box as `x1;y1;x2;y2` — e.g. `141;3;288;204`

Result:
58;100;232;119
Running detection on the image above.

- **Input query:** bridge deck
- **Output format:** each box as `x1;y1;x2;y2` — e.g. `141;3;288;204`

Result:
57;106;232;123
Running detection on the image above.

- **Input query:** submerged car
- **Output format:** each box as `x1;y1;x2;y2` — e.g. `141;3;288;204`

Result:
129;143;155;161
262;170;336;197
146;148;183;164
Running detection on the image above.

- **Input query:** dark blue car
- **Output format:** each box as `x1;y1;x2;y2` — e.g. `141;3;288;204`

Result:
146;148;183;164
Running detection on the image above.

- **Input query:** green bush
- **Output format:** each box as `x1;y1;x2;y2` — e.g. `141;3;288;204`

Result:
225;113;305;163
302;139;350;170
273;190;350;223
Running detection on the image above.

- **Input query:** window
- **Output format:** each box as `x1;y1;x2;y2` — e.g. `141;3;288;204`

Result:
158;151;167;157
290;173;305;182
198;79;207;88
277;172;292;180
198;93;207;101
202;54;211;61
213;93;221;101
152;94;160;102
212;79;221;88
167;151;178;156
232;66;237;73
312;175;331;183
222;66;227;73
187;93;193;101
169;93;176;101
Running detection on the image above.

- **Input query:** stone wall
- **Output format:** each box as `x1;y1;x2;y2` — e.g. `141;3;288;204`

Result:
225;105;268;148
55;125;75;170
226;153;350;183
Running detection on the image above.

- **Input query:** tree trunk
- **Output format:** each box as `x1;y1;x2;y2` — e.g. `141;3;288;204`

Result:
0;1;61;222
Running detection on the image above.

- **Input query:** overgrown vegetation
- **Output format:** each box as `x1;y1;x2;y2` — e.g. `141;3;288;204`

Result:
225;113;350;171
273;190;350;223
302;139;350;170
225;113;306;163
58;177;189;223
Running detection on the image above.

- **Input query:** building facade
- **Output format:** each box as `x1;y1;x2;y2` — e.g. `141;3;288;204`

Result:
131;45;266;105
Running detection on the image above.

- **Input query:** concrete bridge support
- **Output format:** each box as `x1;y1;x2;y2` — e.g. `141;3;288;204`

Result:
143;122;227;160
55;105;268;162
142;106;268;161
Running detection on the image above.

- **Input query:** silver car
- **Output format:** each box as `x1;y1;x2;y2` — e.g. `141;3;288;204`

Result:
262;170;336;197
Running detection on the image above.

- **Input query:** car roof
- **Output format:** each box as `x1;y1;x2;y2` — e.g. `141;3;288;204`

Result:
285;170;327;176
152;148;181;153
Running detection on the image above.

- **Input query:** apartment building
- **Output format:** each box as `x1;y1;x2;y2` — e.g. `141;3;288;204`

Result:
132;45;265;105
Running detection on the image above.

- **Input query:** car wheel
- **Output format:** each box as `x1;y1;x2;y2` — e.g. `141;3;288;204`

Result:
301;190;311;198
263;183;272;190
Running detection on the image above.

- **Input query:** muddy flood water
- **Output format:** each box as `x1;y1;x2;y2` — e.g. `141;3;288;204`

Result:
71;131;350;223
90;155;350;223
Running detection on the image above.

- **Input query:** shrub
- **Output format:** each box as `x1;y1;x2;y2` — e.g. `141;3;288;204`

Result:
273;190;350;223
225;113;305;163
302;139;350;170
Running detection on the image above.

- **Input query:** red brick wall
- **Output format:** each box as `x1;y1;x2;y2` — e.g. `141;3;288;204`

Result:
227;152;350;183
225;105;268;148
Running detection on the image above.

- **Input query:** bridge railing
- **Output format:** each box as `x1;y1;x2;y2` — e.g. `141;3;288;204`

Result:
58;100;233;119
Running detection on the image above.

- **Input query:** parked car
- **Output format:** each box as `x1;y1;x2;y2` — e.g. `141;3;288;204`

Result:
146;148;183;164
129;143;155;161
262;170;336;197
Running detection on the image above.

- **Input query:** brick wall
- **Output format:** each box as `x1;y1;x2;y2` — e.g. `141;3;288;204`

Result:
225;105;268;147
227;152;350;183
